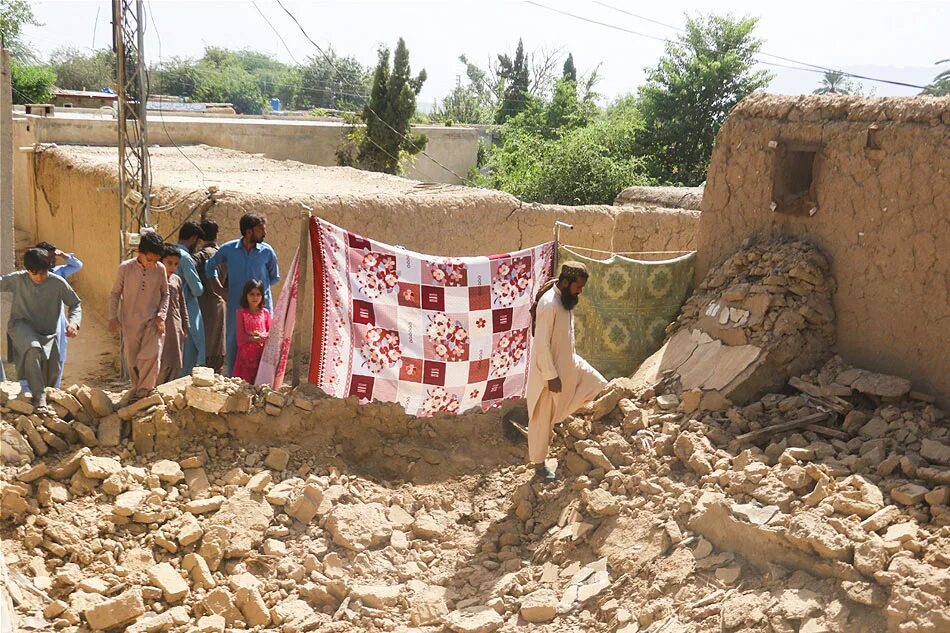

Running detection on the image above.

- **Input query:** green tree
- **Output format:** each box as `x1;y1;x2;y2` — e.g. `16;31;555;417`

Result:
299;49;370;110
813;70;853;95
434;82;491;124
153;48;265;114
495;39;530;123
49;47;115;91
354;38;428;174
153;56;200;98
562;53;577;82
11;60;55;103
922;59;950;96
476;97;653;205
637;13;772;185
0;0;39;62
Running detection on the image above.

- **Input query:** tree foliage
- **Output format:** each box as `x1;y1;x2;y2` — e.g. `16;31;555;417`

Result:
922;59;950;96
0;0;39;62
11;60;55;104
637;13;772;186
495;39;530;123
562;53;577;82
349;38;428;175
433;82;492;124
476;90;651;205
49;47;115;91
813;70;855;95
298;49;371;110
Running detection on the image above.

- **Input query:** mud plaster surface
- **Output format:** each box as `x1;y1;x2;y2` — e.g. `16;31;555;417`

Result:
22;145;699;379
698;94;950;404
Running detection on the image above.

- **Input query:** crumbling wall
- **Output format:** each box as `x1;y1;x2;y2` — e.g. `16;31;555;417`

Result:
698;94;950;404
614;185;703;210
22;147;699;367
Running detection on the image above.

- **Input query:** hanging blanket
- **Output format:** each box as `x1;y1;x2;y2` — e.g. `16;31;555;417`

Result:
558;246;696;380
310;217;555;417
255;247;300;389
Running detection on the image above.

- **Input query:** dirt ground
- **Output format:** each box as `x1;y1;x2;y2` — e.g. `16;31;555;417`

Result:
2;237;947;633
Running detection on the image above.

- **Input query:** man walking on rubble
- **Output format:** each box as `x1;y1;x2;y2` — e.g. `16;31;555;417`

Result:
527;261;607;481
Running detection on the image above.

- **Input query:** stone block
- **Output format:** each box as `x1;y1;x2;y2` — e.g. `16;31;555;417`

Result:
151;459;184;484
891;483;929;506
444;605;504;633
235;586;270;627
264;447;290;471
185;385;229;414
147;563;190;603
79;455;121;479
520;588;558;623
97;415;123;447
118;393;163;420
83;588;145;630
351;584;403;609
192;367;215;387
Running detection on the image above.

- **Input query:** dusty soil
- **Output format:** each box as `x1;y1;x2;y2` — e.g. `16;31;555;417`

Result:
2;238;947;633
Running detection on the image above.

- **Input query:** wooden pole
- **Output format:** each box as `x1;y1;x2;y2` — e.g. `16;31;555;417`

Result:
291;208;311;387
0;49;14;382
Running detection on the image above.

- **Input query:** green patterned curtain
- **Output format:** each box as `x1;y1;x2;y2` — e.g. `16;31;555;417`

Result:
558;246;696;380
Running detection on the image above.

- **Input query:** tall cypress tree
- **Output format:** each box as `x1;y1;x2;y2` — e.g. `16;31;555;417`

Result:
562;53;577;83
495;39;530;123
357;38;428;174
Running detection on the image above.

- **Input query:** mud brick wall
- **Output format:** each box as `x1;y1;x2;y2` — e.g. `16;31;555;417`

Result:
20;147;699;372
698;94;950;404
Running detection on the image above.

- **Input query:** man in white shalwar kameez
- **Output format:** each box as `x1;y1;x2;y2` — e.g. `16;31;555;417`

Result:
527;261;607;481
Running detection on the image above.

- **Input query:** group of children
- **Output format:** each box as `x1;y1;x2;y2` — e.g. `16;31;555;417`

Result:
111;230;274;402
1;224;275;411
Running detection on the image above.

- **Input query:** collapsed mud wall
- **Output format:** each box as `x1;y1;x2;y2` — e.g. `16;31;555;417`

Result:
698;94;950;404
21;147;699;366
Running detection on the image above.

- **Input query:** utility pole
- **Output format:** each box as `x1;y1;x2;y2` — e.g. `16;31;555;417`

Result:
113;0;151;380
112;0;151;260
0;49;13;383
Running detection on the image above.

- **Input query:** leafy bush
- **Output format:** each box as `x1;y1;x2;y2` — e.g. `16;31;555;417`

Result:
49;47;115;91
475;95;652;205
11;61;55;104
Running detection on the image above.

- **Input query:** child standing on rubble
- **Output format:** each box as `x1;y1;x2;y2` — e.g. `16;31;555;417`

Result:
109;230;169;404
156;243;190;384
1;248;82;413
232;279;271;384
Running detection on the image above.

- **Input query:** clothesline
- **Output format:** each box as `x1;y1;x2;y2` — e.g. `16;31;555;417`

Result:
559;244;696;256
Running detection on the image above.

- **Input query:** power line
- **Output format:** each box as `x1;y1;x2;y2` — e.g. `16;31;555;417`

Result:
271;0;466;181
532;0;928;90
145;0;207;188
251;0;404;168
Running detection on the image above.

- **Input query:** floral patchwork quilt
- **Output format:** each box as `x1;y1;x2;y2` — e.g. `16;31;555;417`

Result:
309;217;554;417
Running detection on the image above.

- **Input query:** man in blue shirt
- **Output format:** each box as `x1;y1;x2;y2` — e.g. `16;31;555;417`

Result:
205;213;280;376
176;222;205;376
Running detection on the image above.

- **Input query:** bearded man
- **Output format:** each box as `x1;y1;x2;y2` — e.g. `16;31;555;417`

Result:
204;212;280;376
526;261;607;481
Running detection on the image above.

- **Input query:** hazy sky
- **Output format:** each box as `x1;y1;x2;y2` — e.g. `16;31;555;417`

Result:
24;0;949;108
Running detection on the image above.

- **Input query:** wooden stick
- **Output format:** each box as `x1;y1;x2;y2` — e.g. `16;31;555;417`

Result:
802;424;849;440
290;209;311;387
735;411;830;445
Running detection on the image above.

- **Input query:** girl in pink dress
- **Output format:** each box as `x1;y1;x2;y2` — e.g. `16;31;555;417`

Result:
233;279;272;383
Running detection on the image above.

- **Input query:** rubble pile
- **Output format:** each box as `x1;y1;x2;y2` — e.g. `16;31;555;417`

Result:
637;239;837;409
1;238;948;633
526;360;948;632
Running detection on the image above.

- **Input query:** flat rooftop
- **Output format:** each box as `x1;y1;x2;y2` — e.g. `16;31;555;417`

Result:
50;144;490;200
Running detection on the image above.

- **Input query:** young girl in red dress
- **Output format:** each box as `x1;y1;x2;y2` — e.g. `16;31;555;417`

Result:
233;279;272;383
